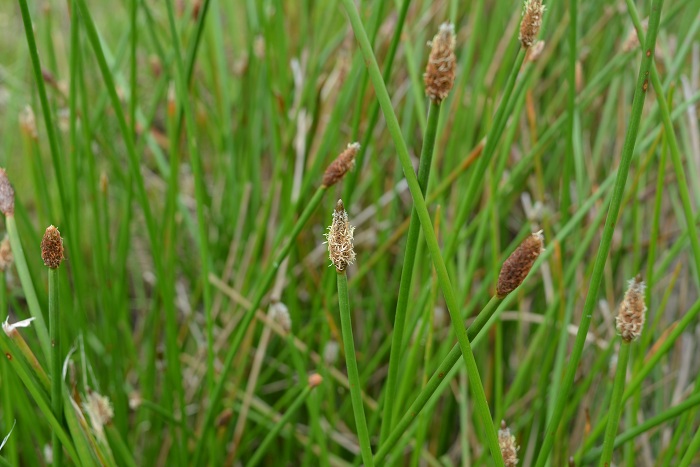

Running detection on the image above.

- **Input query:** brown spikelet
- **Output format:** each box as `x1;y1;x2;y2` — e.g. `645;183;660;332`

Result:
424;23;456;104
322;143;360;187
324;200;355;271
498;420;520;466
0;236;12;271
41;225;64;269
519;0;546;49
0;169;15;216
616;276;646;342
497;231;544;297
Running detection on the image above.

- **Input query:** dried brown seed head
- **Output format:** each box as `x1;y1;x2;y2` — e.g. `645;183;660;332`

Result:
324;199;355;271
322;143;360;187
424;23;457;104
83;390;114;442
41;225;64;269
496;231;544;297
308;373;323;388
615;276;646;342
519;0;546;49
0;169;15;216
498;420;520;467
0;236;13;271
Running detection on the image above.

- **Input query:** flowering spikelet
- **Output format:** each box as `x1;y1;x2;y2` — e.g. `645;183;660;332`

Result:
519;0;546;49
308;373;323;388
496;231;544;297
0;236;12;271
0;169;15;216
322;143;360;187
498;420;519;466
41;226;64;269
324;199;355;271
616;276;646;342
83;391;114;442
424;23;457;104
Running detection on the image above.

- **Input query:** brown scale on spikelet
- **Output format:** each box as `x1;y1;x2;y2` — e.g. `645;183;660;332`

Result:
41;226;64;269
519;0;546;49
0;169;15;216
0;236;12;271
322;143;360;187
324;200;355;271
497;231;544;298
616;275;646;342
424;23;456;104
498;420;520;466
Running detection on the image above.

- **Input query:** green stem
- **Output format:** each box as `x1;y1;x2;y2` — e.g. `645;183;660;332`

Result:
247;384;316;467
16;0;69;222
336;270;374;466
679;422;700;467
533;0;665;463
5;216;50;361
375;296;502;463
192;187;326;464
599;342;631;466
49;268;63;467
381;102;440;442
580;391;700;464
338;1;504;463
624;0;700;284
444;49;526;258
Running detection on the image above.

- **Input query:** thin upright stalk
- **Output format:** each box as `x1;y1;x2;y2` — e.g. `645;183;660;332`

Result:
534;2;665;463
375;296;502;463
5;216;50;361
49;268;63;467
381;102;440;442
679;422;700;467
192;187;326;464
339;1;504;462
336;270;374;466
599;342;631;466
247;384;316;467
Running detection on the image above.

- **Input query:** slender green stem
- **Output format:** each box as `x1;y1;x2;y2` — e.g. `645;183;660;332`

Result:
16;0;68;221
534;1;665;463
444;49;526;258
679;422;700;467
336;270;374;466
338;1;504;463
247;384;316;467
580;392;700;464
624;0;700;284
381;102;440;442
5;216;50;361
375;296;502;463
599;342;631;466
49;268;63;467
192;187;326;464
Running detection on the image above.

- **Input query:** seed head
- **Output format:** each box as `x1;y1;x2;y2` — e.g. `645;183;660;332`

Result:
616;276;646;342
19;106;38;140
41;225;64;269
519;0;546;49
496;231;544;297
498;420;520;467
424;23;457;104
324;199;355;271
322;143;360;187
0;236;13;271
0;169;15;216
